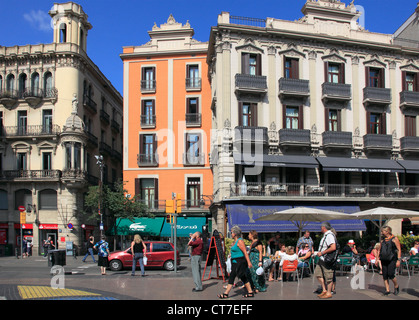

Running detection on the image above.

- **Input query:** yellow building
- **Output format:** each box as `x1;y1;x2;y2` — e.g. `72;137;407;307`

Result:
0;2;123;256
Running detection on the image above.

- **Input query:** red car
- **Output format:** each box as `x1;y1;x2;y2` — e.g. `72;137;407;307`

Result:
108;241;180;271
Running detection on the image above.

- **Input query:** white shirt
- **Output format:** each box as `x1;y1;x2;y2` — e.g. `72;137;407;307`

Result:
280;253;298;266
318;230;336;261
410;247;418;255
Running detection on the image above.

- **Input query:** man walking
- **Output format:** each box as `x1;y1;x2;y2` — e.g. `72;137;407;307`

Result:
188;231;203;292
82;235;96;263
314;222;337;299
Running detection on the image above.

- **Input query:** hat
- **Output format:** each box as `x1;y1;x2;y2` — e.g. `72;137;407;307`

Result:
348;239;355;244
256;267;264;276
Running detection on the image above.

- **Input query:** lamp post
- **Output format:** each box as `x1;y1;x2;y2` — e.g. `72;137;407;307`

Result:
95;155;104;237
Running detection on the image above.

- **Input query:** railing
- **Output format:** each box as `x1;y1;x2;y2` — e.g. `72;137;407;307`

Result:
99;141;112;155
401;136;419;150
230;15;266;28
279;78;310;96
322;82;351;100
185;78;201;90
363;134;392;149
111;119;120;133
84;130;98;146
141;80;156;92
400;91;419;106
83;94;97;113
363;87;391;104
0;89;19;99
1;125;60;137
140;115;156;127
322;131;352;147
235;74;267;91
279;129;311;145
137;198;211;211
0;170;61;180
229;182;419;199
137;153;158;167
183;153;205;166
185;113;201;126
234;126;269;144
100;109;110;124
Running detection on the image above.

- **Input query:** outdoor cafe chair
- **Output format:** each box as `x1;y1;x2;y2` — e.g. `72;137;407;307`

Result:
298;256;312;279
337;253;354;276
281;260;299;284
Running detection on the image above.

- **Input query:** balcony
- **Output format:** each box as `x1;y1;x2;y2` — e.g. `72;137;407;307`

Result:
111;149;123;162
278;129;311;149
23;88;44;106
0;89;18;108
363;87;391;107
235;74;267;98
183;153;206;166
137;153;158;167
186;77;201;91
61;169;87;188
100;109;110;125
140;115;156;129
363;134;392;153
99;141;112;156
229;182;418;199
278;78;310;99
322;82;351;102
185;113;201;127
0;170;61;181
1;125;60;139
141;80;156;94
400;91;419;111
84;130;98;147
83;94;97;114
322;131;352;150
400;136;419;154
111;119;120;133
234;126;268;145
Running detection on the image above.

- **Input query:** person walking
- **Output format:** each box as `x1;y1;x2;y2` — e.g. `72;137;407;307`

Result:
314;222;337;299
188;231;204;292
131;234;147;277
377;226;401;296
218;225;254;299
82;235;96;263
94;235;110;275
247;230;267;292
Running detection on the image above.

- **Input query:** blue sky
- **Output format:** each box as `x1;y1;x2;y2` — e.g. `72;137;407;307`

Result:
0;0;417;95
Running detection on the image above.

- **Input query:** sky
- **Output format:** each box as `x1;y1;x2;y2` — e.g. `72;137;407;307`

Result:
0;0;417;95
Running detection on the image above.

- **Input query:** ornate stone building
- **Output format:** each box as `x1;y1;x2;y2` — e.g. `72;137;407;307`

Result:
0;2;123;255
207;0;419;236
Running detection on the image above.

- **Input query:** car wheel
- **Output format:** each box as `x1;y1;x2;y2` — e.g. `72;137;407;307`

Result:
164;260;174;271
109;259;123;271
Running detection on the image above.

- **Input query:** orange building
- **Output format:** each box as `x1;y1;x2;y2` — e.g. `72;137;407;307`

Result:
120;15;213;241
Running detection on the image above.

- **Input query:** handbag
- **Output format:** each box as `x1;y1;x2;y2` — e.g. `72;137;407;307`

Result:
143;256;148;266
262;256;272;270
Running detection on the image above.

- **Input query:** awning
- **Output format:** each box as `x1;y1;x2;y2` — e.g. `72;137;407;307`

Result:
316;157;405;173
160;217;207;238
410;217;419;226
107;217;164;236
226;204;366;232
233;153;318;169
397;160;419;174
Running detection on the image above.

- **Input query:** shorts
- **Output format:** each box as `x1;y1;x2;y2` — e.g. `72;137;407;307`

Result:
381;259;397;280
98;255;109;268
314;259;334;284
228;257;249;285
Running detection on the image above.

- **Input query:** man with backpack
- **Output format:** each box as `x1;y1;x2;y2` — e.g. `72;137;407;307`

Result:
314;222;338;299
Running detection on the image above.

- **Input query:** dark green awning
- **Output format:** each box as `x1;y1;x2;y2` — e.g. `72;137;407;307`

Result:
107;217;164;236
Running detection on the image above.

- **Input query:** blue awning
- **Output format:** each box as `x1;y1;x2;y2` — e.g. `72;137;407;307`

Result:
160;217;207;238
226;204;366;232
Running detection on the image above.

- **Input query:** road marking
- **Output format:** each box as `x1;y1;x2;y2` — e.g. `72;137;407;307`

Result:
18;286;101;300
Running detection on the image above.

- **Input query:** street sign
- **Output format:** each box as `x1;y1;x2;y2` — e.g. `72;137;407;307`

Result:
67;223;73;229
20;212;26;224
18;206;26;212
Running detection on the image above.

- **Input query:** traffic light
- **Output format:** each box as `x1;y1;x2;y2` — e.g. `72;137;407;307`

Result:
165;199;175;214
176;193;182;214
166;214;172;223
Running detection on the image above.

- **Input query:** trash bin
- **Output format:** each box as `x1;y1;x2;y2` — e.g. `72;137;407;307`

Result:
48;249;66;267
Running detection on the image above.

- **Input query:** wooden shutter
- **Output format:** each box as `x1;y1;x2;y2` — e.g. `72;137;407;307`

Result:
251;103;258;126
401;71;407;91
339;63;345;84
135;178;141;196
153;134;158;164
325;107;330;131
416;73;419;92
282;105;287;128
337;109;342;131
365;67;370;87
238;102;243;126
366;111;371;134
153;178;159;207
256;54;262;76
379;68;385;88
298;105;304;129
324;62;329;82
381;113;387;134
241;53;249;74
139;134;144;155
291;59;299;79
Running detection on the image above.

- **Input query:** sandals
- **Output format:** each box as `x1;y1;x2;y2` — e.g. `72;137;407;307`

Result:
243;292;254;298
218;293;229;299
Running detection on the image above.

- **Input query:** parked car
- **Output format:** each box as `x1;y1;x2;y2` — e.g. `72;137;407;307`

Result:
108;241;180;271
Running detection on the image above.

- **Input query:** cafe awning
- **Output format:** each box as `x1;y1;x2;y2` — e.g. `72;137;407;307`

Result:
233;153;318;169
226;204;366;233
107;217;164;236
160;217;207;238
316;157;405;173
396;160;419;174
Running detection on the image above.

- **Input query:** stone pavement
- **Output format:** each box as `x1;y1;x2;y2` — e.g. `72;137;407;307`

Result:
0;255;418;302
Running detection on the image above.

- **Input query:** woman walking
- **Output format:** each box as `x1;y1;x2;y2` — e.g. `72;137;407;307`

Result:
218;226;254;299
377;226;401;295
131;234;147;276
247;230;267;293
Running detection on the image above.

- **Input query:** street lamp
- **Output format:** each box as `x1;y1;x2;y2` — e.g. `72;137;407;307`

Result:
95;155;104;237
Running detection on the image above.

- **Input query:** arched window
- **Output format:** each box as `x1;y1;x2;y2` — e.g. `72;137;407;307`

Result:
0;75;3;92
6;74;15;92
38;189;57;210
19;73;27;96
31;72;40;93
59;23;67;43
0;189;8;210
15;189;32;210
44;72;53;97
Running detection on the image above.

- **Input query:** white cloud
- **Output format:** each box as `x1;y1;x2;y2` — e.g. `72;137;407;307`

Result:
23;10;51;32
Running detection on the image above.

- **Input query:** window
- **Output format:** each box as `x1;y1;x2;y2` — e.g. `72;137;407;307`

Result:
325;62;344;84
242;53;261;76
31;73;40;93
65;144;72;169
284;58;299;79
141;67;156;91
186;65;200;89
187;177;201;208
18;73;27;96
152;243;173;252
141;100;155;126
366;67;384;88
405;116;416;137
59;23;67;43
185;133;203;165
43;110;53;133
139;134;157;165
284;106;303;129
6;74;15;92
43;152;52;170
74;143;81;169
186;97;200;126
15;189;31;210
135;178;158;209
0;190;7;210
239;102;257;127
17;111;27;135
325;109;341;131
44;72;53;97
38;189;57;210
402;72;418;92
367;112;386;134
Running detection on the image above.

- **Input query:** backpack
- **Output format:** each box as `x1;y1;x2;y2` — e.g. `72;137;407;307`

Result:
380;237;396;262
322;233;340;269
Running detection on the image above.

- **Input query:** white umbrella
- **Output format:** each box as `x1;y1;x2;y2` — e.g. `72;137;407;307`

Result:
256;207;357;237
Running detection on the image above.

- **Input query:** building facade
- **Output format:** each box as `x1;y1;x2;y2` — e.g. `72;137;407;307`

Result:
207;0;419;236
121;16;213;249
0;2;123;255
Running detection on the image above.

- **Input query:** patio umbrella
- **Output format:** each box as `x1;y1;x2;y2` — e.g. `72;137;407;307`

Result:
352;206;419;241
256;207;358;237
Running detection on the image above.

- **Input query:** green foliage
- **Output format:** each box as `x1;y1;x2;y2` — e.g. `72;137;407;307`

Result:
224;237;251;257
397;234;419;253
